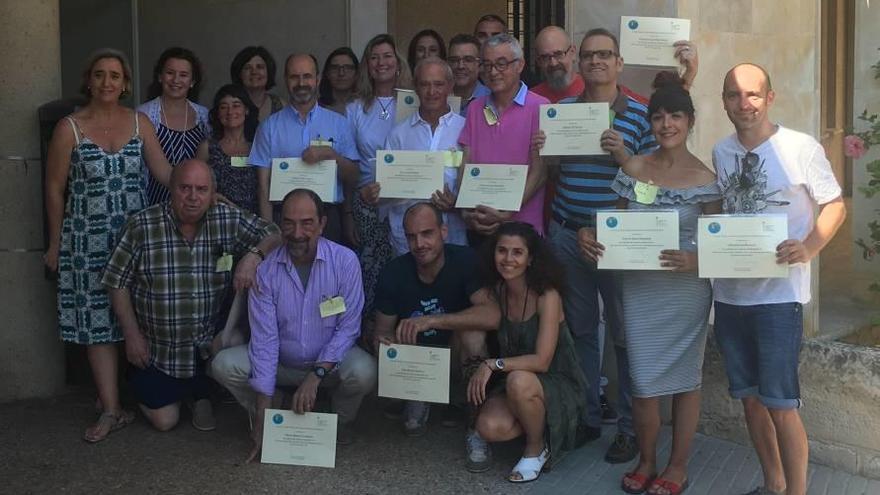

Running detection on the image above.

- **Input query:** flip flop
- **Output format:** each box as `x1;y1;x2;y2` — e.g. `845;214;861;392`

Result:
647;476;689;495
508;447;550;483
83;410;134;443
622;471;657;494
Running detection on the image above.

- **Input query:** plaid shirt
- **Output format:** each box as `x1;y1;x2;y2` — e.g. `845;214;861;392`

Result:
102;202;279;378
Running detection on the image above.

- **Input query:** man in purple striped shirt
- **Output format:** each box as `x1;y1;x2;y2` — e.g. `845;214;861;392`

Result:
212;189;376;460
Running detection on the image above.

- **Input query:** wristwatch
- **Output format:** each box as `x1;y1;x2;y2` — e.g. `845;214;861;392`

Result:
494;358;505;371
247;246;265;261
312;366;328;380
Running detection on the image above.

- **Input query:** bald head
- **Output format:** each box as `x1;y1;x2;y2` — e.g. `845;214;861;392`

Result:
721;63;776;134
170;159;215;226
285;53;319;76
171;159;214;190
535;25;575;90
535;26;571;48
723;63;772;94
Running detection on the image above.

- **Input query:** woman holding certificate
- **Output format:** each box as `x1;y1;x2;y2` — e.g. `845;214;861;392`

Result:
346;34;413;322
584;73;721;495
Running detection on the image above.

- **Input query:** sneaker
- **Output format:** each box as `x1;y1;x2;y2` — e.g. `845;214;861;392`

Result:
403;401;430;437
600;394;618;424
337;422;356;445
604;432;638;464
465;429;492;473
440;404;464;428
190;399;216;431
383;399;405;420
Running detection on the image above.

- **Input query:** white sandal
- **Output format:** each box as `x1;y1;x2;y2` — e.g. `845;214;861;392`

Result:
508;447;550;483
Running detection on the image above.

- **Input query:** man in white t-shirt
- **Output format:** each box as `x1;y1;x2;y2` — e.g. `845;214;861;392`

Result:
712;64;846;495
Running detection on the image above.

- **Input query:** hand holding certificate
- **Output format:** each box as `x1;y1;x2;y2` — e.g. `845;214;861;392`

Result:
395;89;462;123
540;102;609;156
269;158;337;203
455;164;528;212
697;215;789;278
620;16;691;67
261;409;337;468
378;343;450;404
596;210;679;270
375;150;446;199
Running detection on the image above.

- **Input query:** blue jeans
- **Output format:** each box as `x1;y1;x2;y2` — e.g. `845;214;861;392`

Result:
713;301;804;410
548;221;634;435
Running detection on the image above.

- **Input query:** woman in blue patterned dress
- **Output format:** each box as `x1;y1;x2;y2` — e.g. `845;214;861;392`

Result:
44;49;173;442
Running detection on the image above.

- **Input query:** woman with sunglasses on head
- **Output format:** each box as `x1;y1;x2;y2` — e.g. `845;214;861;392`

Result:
319;47;359;116
230;46;284;122
581;72;721;495
44;49;173;442
138;47;210;206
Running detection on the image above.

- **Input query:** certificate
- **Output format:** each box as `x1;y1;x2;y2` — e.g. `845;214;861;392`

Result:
378;343;450;404
540;102;609;156
455;164;528;212
697;215;789;278
620;16;691;67
596;210;679;270
261;409;337;468
375;150;446;199
395;89;462;123
269;158;337;203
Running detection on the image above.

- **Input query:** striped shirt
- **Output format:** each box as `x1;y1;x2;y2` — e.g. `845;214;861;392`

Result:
551;89;656;228
101;202;279;378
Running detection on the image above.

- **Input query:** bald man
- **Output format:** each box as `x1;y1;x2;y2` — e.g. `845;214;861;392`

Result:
531;26;583;103
712;64;845;495
103;159;281;433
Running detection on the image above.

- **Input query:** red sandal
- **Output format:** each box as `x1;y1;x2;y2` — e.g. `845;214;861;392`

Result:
647;476;689;495
622;471;656;494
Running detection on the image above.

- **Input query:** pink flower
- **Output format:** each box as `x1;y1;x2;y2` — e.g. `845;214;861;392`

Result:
844;135;867;159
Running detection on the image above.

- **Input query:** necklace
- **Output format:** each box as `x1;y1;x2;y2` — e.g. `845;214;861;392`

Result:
377;97;392;120
160;97;189;133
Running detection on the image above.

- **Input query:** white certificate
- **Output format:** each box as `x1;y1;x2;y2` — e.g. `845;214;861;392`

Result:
375;150;446;199
540;102;609;156
697;215;789;278
261;409;337;468
455;164;528;212
620;16;691;67
395;89;462;123
596;210;679;270
378;343;450;404
269;158;337;203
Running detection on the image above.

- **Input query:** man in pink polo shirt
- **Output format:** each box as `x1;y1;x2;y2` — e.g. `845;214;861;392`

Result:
458;33;549;242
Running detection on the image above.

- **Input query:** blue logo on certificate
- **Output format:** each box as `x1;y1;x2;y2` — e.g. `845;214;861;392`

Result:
386;347;398;359
708;222;721;234
384;154;394;163
279;161;289;170
272;413;283;425
546;108;557;118
628;19;639;30
606;217;618;228
470;167;481;177
405;95;415;104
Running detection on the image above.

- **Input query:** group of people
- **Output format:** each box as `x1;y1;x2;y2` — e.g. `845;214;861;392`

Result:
45;11;845;495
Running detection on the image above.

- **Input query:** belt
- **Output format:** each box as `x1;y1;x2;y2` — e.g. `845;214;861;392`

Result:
552;211;592;232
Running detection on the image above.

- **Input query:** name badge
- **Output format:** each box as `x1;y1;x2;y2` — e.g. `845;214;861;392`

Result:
215;253;233;272
230;156;248;168
442;150;463;168
634;180;659;205
310;139;333;148
319;296;346;318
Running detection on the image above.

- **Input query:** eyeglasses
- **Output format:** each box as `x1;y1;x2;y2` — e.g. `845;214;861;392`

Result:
328;64;356;74
448;56;480;66
739;151;760;189
479;58;520;73
579;50;618;61
536;48;571;65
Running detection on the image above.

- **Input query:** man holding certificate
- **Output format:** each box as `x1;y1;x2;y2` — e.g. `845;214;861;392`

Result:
712;64;846;495
212;189;377;459
380;58;468;255
248;53;359;244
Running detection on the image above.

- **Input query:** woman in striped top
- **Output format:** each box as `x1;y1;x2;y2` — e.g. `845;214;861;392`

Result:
138;47;210;206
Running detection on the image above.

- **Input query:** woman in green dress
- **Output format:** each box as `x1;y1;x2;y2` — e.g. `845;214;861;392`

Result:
397;221;587;482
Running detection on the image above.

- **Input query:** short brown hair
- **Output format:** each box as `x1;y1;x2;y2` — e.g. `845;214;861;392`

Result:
79;48;133;99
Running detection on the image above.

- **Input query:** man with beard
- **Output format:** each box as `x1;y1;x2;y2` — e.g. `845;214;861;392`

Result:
447;34;491;117
212;188;376;458
531;26;582;104
249;53;359;244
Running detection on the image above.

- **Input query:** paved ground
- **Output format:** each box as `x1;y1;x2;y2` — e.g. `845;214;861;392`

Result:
1;389;877;494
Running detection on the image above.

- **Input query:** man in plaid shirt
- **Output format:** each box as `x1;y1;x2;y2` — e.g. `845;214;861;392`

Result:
103;160;281;432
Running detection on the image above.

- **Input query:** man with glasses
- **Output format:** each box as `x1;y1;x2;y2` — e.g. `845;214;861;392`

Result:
712;63;845;495
457;33;549;242
447;34;491;117
531;26;582;104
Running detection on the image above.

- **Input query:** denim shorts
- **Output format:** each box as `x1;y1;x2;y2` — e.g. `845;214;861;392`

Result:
713;301;804;410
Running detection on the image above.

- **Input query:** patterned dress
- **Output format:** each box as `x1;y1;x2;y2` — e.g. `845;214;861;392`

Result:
145;122;205;205
58;115;147;344
206;139;259;215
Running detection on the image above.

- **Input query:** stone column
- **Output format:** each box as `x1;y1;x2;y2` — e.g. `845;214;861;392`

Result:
0;0;66;401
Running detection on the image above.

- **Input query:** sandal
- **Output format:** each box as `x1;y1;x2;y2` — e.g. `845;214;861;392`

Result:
508;447;550;483
83;410;134;443
647;476;688;495
622;471;657;494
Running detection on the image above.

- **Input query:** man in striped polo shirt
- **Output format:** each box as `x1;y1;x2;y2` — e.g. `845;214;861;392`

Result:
545;28;656;464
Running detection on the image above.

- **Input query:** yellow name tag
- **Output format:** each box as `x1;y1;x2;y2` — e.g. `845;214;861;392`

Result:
319;296;346;318
215;253;233;272
230;156;248;168
442;150;463;168
634;180;659;205
483;105;498;126
310;139;333;148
